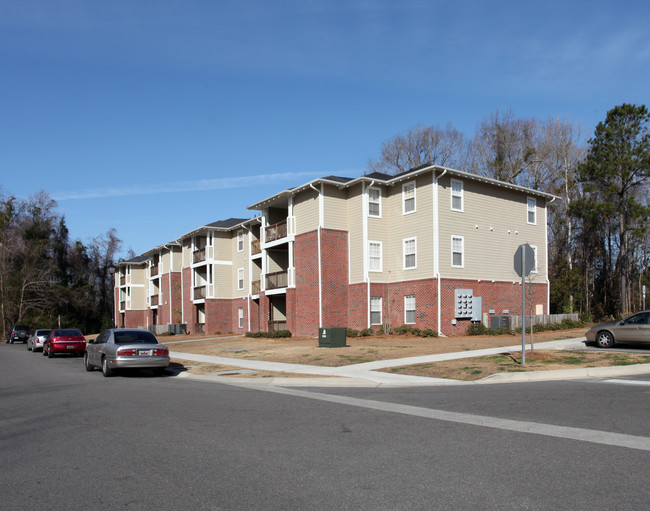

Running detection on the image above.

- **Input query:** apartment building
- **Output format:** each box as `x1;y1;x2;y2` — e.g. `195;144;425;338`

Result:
114;164;554;337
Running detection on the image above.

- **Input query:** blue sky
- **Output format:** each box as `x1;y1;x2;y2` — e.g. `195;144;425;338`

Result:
1;0;648;258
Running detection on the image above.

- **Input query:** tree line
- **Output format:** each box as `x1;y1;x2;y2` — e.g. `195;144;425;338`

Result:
0;191;121;335
368;104;650;320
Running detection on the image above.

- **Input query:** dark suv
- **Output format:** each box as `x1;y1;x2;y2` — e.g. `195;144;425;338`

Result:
7;325;31;344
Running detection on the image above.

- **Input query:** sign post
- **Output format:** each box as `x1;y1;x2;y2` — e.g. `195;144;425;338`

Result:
514;244;535;365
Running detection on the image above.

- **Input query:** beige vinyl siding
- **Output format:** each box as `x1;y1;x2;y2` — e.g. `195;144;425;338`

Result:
182;239;192;269
380;175;434;282
323;185;348;230
230;230;248;297
438;176;547;281
347;184;365;283
213;232;231;261
294;188;320;235
212;264;232;299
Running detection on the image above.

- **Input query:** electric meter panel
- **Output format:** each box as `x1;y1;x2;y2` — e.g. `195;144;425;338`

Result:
455;289;474;318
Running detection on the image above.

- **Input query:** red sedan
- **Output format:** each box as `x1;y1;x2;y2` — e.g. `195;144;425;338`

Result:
43;328;87;358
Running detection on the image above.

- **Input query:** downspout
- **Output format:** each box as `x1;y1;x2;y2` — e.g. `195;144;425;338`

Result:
168;249;172;325
363;180;375;328
545;196;555;314
309;182;323;328
434;169;446;335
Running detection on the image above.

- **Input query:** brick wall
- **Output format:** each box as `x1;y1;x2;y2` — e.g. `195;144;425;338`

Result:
320;229;349;328
293;231;320;336
124;309;147;329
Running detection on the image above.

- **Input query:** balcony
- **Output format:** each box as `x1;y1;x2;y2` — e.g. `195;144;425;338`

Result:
120;301;126;310
268;320;287;332
251;279;261;295
265;270;288;291
150;264;159;277
120;276;126;286
193;285;206;300
150;295;159;306
265;219;287;243
251;239;261;255
193;248;206;264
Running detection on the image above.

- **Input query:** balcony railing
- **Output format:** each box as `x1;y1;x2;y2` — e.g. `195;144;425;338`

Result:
268;320;287;332
150;295;159;306
193;248;206;264
120;276;126;286
120;301;126;311
193;285;206;300
251;280;261;295
251;239;261;255
265;219;287;243
150;265;159;277
265;270;288;290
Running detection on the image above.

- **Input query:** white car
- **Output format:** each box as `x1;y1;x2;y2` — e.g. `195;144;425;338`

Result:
27;329;52;352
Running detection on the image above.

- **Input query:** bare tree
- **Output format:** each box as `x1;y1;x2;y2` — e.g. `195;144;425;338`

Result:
367;124;467;175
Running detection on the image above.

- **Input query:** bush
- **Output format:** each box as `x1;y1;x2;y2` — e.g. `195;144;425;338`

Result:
346;328;359;338
466;323;512;336
359;328;374;337
392;325;437;338
245;330;292;338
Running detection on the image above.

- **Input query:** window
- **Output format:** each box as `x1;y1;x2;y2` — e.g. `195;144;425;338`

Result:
405;295;416;324
369;241;382;272
237;230;244;252
368;187;381;217
531;245;538;273
403;237;417;269
527;197;536;225
452;236;464;267
370;297;382;325
238;268;244;290
403;181;416;214
238;308;244;328
451;179;463;211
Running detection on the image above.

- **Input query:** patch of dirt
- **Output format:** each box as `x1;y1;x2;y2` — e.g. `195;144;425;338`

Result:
164;329;588;367
382;350;650;381
169;360;340;379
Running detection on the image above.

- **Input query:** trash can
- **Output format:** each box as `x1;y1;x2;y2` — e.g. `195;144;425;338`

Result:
318;327;347;348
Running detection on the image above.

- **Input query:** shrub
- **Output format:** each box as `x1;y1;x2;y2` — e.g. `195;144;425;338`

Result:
245;330;292;338
392;325;436;338
346;328;359;338
466;323;512;336
359;328;374;337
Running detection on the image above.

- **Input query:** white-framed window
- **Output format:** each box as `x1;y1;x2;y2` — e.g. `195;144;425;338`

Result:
370;297;382;325
527;197;537;225
369;241;382;272
451;179;464;211
405;295;416;324
237;230;244;252
403;181;416;214
403;237;417;270
238;307;244;328
531;245;539;273
368;187;381;217
237;268;244;290
452;236;464;268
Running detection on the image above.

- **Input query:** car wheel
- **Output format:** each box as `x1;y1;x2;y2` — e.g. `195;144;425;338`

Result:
102;357;113;377
42;347;47;356
84;353;94;372
47;347;54;358
595;331;615;349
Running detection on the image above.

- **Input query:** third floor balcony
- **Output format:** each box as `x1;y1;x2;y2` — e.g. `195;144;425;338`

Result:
265;219;287;243
193;248;206;264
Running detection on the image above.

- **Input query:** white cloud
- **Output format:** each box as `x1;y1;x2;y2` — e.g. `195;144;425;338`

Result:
50;170;353;201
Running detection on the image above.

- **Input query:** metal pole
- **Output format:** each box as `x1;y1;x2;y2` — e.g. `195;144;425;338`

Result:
521;249;526;366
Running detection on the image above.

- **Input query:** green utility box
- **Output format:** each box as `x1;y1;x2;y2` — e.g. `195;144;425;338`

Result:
318;327;347;348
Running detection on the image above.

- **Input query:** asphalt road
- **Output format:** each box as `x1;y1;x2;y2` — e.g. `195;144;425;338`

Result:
2;341;650;510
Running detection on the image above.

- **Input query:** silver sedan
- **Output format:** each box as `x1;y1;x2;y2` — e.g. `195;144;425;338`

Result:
84;328;170;377
27;329;52;352
585;311;650;348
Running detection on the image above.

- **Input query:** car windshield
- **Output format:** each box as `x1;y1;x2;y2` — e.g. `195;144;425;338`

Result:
114;331;159;345
54;329;83;337
625;313;650;325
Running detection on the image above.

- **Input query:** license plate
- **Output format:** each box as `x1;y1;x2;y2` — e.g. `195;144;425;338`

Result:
138;349;152;356
66;345;74;349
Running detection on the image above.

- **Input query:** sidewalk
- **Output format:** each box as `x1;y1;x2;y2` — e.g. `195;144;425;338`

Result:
169;337;650;387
